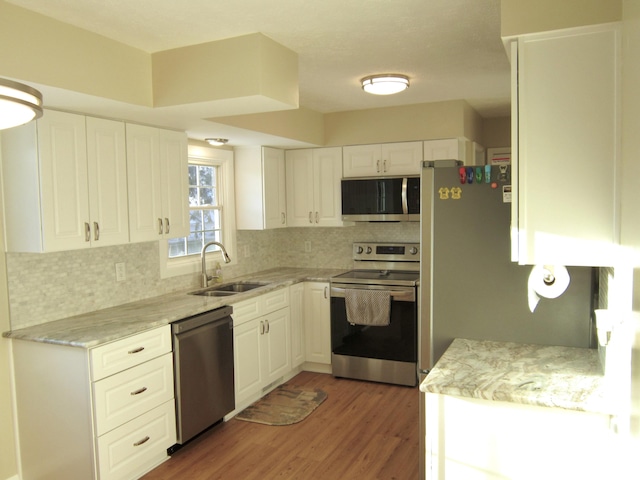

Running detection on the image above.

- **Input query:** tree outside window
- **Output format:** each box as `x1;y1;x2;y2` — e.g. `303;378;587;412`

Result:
168;163;222;258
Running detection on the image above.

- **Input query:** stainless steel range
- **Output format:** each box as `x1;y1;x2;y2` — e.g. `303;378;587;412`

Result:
330;242;419;387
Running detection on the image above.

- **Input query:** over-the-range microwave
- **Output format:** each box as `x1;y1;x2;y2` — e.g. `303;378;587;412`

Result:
341;176;420;222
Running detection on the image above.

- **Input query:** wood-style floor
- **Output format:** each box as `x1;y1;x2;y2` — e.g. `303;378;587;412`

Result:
142;371;420;480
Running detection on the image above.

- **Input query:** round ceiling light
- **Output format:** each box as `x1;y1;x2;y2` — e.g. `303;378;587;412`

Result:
361;74;410;95
0;78;43;130
205;138;229;146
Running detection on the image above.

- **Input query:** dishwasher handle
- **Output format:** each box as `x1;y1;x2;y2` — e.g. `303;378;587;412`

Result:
171;305;233;334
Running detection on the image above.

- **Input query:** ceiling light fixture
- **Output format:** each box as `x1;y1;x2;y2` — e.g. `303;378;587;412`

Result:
0;78;43;130
361;74;410;95
205;138;229;146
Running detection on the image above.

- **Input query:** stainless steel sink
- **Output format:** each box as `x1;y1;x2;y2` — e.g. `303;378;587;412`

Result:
189;282;269;297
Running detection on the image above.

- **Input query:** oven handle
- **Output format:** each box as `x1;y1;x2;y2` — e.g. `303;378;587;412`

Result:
330;285;415;302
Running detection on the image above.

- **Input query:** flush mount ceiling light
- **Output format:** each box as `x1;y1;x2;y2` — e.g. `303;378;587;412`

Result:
205;138;229;146
361;74;410;95
0;78;43;130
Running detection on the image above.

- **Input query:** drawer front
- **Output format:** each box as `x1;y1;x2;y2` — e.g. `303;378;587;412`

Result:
263;287;289;314
94;353;174;435
91;326;172;381
97;400;176;480
231;296;263;326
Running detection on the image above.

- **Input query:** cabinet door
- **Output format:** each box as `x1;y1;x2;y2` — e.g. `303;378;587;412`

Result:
313;147;343;226
342;144;381;177
86;117;129;247
234;319;264;403
289;284;305;368
126;124;163;243
38;110;90;251
304;282;331;364
159;129;189;239
285;149;315;226
423;139;464;162
263;307;291;384
263;147;287;229
381;141;423;175
514;25;620;266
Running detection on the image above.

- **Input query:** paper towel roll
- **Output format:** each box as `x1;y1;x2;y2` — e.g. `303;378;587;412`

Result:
527;265;570;312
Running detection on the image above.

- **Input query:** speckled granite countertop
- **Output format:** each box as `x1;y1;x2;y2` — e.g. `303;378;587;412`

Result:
420;338;612;415
2;267;344;349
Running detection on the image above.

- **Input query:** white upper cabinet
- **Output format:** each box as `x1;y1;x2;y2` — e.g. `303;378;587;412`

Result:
1;110;129;252
285;147;343;227
510;24;621;266
126;124;189;242
342;141;422;177
235;146;287;230
423;138;466;163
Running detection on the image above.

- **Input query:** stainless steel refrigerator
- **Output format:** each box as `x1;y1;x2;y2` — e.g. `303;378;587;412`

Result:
417;161;595;476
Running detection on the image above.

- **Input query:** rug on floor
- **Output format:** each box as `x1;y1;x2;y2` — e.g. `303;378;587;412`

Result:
235;385;328;426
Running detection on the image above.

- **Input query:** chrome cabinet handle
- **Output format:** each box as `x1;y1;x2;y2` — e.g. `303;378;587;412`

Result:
133;436;150;447
128;347;145;354
376;159;380;173
93;222;100;241
281;212;286;224
383;159;387;172
84;222;91;242
130;387;148;396
324;286;328;299
308;212;313;223
315;211;319;223
260;320;265;335
265;319;270;334
158;218;163;235
164;218;170;234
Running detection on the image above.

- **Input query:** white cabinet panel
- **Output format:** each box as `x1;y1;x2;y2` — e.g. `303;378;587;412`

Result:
511;24;621;266
304;282;331;364
343;142;422;177
423;138;465;162
289;283;305;368
235;146;287;230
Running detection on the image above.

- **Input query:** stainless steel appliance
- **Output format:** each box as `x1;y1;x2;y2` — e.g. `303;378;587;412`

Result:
418;160;595;476
330;242;420;386
170;306;235;450
341;176;420;222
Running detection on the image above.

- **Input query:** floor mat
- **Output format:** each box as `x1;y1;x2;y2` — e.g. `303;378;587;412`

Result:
235;385;328;426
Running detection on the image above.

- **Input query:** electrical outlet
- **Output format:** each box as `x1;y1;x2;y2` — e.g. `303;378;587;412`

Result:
304;241;312;252
115;262;126;282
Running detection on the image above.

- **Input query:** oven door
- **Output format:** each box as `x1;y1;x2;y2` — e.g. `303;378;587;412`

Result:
330;283;417;363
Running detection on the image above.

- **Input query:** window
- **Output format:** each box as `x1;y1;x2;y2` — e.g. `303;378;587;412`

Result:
159;144;236;279
168;163;222;258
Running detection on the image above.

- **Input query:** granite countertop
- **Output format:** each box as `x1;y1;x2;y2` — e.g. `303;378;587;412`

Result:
420;338;612;415
2;267;344;349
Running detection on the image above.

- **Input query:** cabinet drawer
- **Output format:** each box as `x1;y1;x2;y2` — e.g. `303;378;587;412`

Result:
94;353;174;436
263;287;289;314
91;326;172;381
97;400;176;480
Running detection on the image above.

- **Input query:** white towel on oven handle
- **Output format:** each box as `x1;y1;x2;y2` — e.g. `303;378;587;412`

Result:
345;289;391;326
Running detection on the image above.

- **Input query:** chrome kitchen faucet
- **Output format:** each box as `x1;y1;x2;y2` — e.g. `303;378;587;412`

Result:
201;241;231;287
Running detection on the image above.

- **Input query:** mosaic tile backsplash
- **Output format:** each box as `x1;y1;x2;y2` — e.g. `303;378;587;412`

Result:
6;223;419;329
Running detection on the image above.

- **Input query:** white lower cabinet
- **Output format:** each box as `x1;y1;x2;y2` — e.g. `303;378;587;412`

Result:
11;326;175;480
289;282;305;368
304;282;331;365
233;287;291;407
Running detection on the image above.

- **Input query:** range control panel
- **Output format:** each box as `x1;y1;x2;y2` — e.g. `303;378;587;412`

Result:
352;242;420;262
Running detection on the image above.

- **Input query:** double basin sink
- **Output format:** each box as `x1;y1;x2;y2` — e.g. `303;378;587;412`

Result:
189;281;270;297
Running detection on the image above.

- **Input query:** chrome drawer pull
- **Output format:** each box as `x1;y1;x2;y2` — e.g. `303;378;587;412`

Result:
94;222;100;241
128;346;145;354
133;436;150;447
130;387;148;396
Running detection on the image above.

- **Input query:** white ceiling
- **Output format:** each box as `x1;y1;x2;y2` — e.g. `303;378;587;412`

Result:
7;0;511;145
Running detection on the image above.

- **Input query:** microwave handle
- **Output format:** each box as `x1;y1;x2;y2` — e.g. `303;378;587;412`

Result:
401;177;408;215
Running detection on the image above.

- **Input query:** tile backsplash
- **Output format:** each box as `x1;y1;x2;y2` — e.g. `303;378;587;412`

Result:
6;222;419;329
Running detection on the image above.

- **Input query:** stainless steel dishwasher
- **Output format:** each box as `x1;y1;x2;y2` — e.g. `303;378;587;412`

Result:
170;305;235;449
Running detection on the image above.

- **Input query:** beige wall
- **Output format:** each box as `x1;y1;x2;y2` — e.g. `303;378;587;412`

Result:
483;117;511;148
323;100;482;146
501;0;622;37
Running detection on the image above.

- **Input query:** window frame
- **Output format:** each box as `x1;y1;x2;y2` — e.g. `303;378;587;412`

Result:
159;144;236;279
